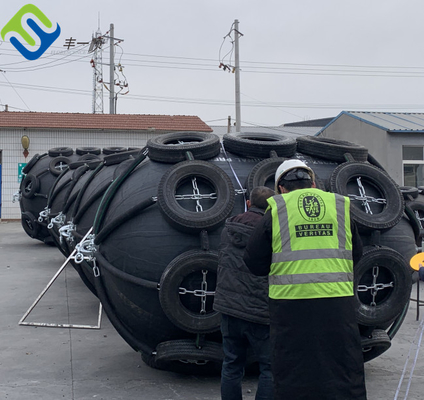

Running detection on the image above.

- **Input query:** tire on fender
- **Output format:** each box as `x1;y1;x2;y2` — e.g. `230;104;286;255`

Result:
296;136;368;162
147;131;221;163
223;132;296;159
76;146;101;156
361;329;391;362
21;174;40;199
245;157;288;195
21;211;40;238
159;250;220;334
142;339;223;375
48;147;73;157
102;146;128;155
330;162;404;232
49;156;71;176
157;160;235;233
354;246;412;327
407;201;424;238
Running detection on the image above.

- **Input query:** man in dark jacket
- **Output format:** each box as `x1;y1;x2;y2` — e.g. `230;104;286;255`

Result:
214;186;275;400
243;160;367;400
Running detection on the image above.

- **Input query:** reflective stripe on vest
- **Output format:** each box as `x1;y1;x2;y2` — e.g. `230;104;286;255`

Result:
268;189;353;300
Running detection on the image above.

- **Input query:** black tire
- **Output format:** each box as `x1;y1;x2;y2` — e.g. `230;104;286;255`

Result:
76;146;101;156
408;201;424;238
104;150;136;166
159;250;220;334
21;211;40;238
223;132;296;159
142;339;223;375
49;156;71;176
297;136;368;162
78;154;101;162
22;153;46;174
157;160;235;233
48;147;73;157
400;186;419;201
330;162;404;232
354;246;412;326
361;329;391;362
102;146;128;155
147;131;221;163
245;157;287;195
21;174;40;199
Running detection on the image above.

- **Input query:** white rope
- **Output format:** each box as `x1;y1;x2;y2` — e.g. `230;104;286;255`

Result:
219;141;247;212
393;317;424;400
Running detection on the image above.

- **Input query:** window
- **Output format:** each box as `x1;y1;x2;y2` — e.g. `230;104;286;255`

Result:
403;146;424;186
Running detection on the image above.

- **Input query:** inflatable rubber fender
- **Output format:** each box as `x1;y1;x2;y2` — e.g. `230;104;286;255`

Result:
159;249;221;334
361;329;391;363
76;146;101;156
296;136;368;162
21;211;40;238
147;131;221;163
102;146;127;155
223;132;297;159
354;246;412;326
21;174;40;199
142;339;223;375
157;160;235;233
49;156;71;176
330;162;404;232
48;147;74;157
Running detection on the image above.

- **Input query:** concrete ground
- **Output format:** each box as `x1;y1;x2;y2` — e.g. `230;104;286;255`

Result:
0;220;423;400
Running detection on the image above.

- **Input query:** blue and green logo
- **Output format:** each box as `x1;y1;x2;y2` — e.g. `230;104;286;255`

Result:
1;4;61;60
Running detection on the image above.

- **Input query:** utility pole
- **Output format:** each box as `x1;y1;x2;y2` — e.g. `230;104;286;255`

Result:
90;27;105;114
109;23;115;114
234;19;242;132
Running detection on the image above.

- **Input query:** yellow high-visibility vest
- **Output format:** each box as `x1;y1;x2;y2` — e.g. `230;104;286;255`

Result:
268;188;354;300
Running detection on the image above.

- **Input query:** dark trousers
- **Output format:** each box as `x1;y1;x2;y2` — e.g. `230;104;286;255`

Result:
220;314;273;400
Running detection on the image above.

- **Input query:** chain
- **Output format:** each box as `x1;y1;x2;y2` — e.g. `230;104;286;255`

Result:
414;210;424;229
178;269;215;315
59;223;75;244
348;177;387;215
74;234;97;264
12;190;22;203
357;266;394;306
39;207;52;223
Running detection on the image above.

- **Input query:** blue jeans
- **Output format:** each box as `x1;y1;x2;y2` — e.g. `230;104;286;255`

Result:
220;314;273;400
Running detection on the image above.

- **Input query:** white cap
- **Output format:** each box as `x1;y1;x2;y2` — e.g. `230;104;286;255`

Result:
274;159;315;192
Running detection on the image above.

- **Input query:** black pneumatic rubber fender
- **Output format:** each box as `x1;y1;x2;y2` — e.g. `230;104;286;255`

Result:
147;131;221;163
361;329;391;363
159;250;221;334
157;160;235;233
330;162;404;232
21;174;40;199
354;246;412;327
49;156;71;176
48;147;74;157
223;132;297;159
296;136;368;162
407;201;424;238
22;153;47;175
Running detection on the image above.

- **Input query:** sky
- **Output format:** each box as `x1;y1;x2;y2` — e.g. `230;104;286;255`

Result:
1;0;424;127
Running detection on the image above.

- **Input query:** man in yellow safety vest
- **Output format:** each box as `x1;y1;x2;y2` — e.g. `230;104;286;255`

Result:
243;159;367;400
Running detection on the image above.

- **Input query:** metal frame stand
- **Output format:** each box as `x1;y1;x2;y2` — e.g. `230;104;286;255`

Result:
19;229;102;329
411;278;424;321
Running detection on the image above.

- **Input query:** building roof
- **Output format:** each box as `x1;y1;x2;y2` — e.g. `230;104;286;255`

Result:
0;111;212;132
283;117;335;128
211;125;321;138
326;111;424;133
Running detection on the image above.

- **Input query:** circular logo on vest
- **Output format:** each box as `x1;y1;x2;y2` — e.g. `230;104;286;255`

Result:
298;192;325;221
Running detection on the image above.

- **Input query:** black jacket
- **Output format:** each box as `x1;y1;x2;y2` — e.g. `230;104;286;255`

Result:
213;207;270;325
